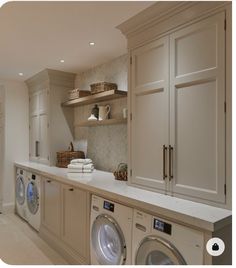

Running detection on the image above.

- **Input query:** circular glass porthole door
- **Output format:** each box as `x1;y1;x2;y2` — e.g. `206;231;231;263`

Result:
136;236;186;265
16;176;25;205
27;181;39;215
91;214;126;265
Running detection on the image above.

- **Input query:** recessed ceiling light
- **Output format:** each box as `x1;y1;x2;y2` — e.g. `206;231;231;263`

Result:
89;42;95;46
60;59;65;63
18;72;23;76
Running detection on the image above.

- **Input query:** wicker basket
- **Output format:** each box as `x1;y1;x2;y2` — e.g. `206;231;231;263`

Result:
56;151;85;168
113;163;128;181
90;82;117;95
68;89;91;100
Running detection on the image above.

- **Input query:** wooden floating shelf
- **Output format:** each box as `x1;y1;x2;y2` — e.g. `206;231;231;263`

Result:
75;118;127;127
62;89;127;107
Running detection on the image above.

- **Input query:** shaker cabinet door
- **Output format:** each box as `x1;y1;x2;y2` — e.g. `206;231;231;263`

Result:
41;178;61;237
29;115;39;161
39;113;49;164
61;184;88;261
169;12;226;203
130;36;169;192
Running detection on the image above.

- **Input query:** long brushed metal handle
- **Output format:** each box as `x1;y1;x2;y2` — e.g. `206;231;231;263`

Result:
169;145;173;181
163;145;167;180
36;141;39;157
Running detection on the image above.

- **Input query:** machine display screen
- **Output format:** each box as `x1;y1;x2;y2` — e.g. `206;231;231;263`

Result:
103;201;114;212
153;218;172;235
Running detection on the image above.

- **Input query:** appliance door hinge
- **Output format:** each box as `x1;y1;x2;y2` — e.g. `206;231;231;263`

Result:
130;56;132;65
224;102;226;113
224;184;226;195
224;19;226;31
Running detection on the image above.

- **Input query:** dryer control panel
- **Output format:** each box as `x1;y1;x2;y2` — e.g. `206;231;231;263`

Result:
153;218;172;235
103;200;114;212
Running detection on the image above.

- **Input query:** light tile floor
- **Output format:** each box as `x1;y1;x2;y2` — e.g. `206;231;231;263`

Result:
0;213;68;265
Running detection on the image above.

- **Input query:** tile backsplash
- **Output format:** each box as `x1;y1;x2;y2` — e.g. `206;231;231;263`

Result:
74;54;128;172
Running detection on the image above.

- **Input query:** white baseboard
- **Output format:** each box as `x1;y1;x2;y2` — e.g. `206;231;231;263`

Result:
2;202;15;214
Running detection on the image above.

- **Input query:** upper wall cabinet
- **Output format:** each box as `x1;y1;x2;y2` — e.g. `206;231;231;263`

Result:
118;1;231;208
169;12;226;203
26;69;75;166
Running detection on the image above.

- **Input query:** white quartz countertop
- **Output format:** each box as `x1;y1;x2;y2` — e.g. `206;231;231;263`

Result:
15;161;231;232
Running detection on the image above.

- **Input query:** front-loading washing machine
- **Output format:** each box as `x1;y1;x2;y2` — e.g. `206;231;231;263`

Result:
26;172;41;231
90;195;133;265
15;168;28;221
132;209;204;265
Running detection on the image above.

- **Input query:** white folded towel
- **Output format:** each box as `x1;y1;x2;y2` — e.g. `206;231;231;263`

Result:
71;158;92;164
67;163;94;169
67;168;93;173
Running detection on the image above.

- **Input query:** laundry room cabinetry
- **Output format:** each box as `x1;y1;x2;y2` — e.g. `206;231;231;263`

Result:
40;177;90;264
118;2;231;207
41;177;61;237
26;69;75;166
61;184;89;262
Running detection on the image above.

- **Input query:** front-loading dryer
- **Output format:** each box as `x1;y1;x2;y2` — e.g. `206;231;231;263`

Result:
26;172;41;231
90;195;133;265
132;209;204;265
15;168;28;221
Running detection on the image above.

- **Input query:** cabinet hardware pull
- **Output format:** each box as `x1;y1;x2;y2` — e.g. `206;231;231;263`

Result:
35;141;40;157
163;145;167;180
169;145;173;181
69;188;74;191
47;180;51;183
135;223;146;232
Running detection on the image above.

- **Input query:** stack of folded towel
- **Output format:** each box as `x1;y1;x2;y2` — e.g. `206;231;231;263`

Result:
67;158;94;173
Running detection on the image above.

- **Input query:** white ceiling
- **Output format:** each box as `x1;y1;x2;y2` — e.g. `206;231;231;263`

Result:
0;1;153;81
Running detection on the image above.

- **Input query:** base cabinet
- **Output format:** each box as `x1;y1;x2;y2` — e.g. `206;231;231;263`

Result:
61;184;89;262
41;178;61;237
40;177;89;264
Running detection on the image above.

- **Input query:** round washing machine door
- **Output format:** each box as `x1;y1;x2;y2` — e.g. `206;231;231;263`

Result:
91;214;127;265
27;181;39;215
16;175;25;205
135;236;186;265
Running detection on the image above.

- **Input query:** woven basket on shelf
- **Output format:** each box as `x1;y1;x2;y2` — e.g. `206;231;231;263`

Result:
56;151;85;168
67;88;91;100
90;82;117;95
113;163;128;181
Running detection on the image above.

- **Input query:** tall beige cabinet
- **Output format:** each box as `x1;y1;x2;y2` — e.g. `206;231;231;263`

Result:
118;1;231;208
26;69;75;166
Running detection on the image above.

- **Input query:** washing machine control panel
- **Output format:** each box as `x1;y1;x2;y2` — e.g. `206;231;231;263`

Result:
103;201;114;212
153;218;172;235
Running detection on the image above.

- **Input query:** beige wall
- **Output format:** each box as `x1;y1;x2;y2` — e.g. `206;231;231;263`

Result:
0;80;29;213
74;54;128;172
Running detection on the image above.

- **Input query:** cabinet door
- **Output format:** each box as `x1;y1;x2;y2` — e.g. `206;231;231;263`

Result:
39;113;49;164
29;92;38;116
42;178;61;236
61;184;88;260
38;89;48;114
130;36;169;191
29;115;39;161
169;12;226;202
